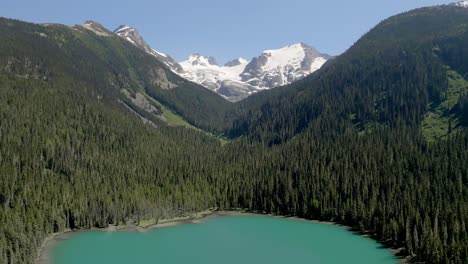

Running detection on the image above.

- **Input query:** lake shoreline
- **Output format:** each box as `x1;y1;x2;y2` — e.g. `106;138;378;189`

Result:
36;210;409;264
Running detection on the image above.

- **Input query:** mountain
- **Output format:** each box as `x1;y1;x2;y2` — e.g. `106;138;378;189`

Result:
240;43;330;88
452;0;468;7
178;54;255;101
112;25;330;101
229;3;468;144
1;19;231;132
113;25;184;73
179;43;330;101
112;25;252;101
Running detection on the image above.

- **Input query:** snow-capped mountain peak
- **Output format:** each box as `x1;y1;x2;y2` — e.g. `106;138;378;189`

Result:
261;43;311;72
240;43;330;89
113;23;329;101
184;54;219;67
179;54;249;94
178;43;330;101
114;25;132;35
113;25;183;73
114;25;150;50
452;1;468;7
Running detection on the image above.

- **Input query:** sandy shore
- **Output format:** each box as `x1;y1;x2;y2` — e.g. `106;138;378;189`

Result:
36;210;408;264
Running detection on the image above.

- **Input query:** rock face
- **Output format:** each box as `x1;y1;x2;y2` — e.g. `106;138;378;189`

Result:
224;58;246;67
114;25;331;101
113;25;184;74
80;21;112;36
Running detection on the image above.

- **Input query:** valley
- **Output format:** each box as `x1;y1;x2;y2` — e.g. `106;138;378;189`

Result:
0;2;467;264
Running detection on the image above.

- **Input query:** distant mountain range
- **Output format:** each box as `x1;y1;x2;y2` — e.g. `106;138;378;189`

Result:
114;26;331;101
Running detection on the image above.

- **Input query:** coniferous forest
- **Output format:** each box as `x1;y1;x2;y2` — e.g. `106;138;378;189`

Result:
0;4;467;264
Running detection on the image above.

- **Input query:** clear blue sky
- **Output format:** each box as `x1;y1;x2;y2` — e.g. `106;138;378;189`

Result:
1;0;455;63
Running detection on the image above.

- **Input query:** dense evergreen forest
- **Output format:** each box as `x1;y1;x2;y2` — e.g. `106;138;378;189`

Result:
0;4;467;264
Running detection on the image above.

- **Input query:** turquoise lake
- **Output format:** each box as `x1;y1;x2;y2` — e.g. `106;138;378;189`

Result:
52;215;397;264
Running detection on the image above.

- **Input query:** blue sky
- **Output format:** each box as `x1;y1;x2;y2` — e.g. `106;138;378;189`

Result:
1;0;456;64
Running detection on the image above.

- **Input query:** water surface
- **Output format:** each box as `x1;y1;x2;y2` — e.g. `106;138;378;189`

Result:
52;215;397;264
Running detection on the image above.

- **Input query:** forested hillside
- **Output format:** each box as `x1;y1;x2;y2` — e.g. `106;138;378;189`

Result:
0;18;233;133
227;5;468;144
0;4;467;264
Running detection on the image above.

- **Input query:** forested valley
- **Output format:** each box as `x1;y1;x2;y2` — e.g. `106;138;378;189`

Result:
0;4;467;264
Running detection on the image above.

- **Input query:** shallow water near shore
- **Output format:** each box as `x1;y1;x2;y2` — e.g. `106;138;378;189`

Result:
51;215;397;264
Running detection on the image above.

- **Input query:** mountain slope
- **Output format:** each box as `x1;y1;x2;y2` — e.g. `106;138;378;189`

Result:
0;18;232;264
0;19;233;132
113;25;184;74
227;4;468;144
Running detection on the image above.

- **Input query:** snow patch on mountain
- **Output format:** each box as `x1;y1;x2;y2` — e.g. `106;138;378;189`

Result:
179;54;249;93
178;43;330;101
239;43;329;90
453;1;468;7
310;57;327;72
262;43;306;72
114;25;131;34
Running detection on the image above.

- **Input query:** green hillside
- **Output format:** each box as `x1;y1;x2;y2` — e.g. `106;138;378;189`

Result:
0;18;232;133
227;5;468;145
422;70;468;141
